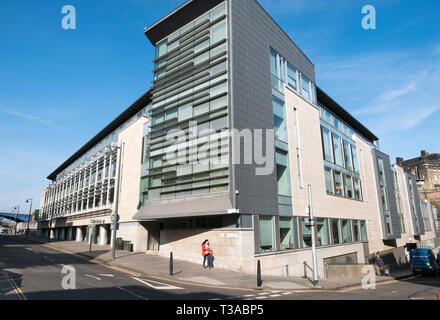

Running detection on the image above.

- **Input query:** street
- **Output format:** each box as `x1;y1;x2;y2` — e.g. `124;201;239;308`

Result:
1;235;439;300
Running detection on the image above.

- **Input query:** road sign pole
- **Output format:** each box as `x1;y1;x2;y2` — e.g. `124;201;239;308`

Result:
112;144;123;261
308;185;319;286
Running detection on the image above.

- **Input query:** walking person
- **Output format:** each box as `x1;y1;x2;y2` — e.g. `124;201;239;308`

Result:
202;240;211;269
375;252;385;276
208;246;214;269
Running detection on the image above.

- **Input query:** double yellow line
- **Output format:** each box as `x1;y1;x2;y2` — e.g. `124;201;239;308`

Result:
4;275;27;300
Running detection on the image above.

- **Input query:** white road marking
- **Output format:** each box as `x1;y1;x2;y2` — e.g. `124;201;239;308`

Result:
243;294;255;297
255;296;269;299
270;291;281;293
131;277;184;290
117;287;149;300
257;292;270;296
60;264;75;271
270;294;282;298
85;275;102;281
98;274;114;277
282;292;291;295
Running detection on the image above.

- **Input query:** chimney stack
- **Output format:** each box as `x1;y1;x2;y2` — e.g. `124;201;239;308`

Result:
421;150;429;159
396;157;404;166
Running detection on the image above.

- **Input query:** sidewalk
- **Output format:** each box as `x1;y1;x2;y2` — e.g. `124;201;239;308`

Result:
18;235;413;292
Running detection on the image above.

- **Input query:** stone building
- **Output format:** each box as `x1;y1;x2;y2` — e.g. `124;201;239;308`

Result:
397;151;440;220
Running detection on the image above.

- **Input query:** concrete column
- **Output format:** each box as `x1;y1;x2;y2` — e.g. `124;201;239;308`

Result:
99;225;108;245
59;228;65;240
66;227;73;240
75;227;84;242
50;229;55;239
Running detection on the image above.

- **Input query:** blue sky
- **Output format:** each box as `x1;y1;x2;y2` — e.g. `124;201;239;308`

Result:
0;0;439;211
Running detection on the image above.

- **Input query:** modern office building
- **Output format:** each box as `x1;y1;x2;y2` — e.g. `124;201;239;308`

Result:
38;0;439;278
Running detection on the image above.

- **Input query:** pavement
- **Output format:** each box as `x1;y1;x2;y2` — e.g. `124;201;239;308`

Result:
14;234;414;292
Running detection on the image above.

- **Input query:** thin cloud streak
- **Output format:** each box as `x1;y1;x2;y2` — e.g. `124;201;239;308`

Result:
1;108;63;131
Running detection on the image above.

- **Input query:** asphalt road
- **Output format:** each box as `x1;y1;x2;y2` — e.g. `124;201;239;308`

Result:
1;235;439;301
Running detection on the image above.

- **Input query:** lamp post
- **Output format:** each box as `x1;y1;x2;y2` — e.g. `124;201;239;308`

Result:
25;198;33;238
105;143;122;260
13;205;20;235
307;185;319;285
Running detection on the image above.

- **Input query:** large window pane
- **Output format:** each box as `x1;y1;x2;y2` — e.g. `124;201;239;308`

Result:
334;170;344;196
287;63;297;90
270;49;278;77
353;177;362;200
331;219;342;244
280;217;296;250
361;220;368;241
301;217;312;248
353;220;361;242
317;219;330;246
325;167;334;194
301;75;311;101
332;133;344;166
351;146;360;173
344;140;353;171
211;20;226;44
321;127;334;163
259;216;275;253
342;219;352;243
346;175;354;199
273;97;287;142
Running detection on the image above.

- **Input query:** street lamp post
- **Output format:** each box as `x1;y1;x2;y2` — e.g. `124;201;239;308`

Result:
25;198;33;238
106;143;123;261
307;185;319;286
13;205;20;235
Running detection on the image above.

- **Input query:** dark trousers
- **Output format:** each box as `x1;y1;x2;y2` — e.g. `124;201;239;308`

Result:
203;254;209;268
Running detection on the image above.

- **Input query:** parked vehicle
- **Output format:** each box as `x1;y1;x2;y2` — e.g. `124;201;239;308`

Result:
409;248;440;276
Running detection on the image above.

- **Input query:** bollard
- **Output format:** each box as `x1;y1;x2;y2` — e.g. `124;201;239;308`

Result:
257;260;262;287
169;252;173;276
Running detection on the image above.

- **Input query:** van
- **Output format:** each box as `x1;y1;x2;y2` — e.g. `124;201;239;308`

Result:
409;248;440;276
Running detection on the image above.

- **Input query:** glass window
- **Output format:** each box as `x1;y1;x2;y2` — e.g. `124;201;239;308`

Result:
353;177;362;200
324;167;334;194
287;63;297;90
334;170;344;196
342;220;352;243
211;20;227;44
317;219;330;246
346;175;354;199
301;217;312;248
270;49;278;77
353;220;361;242
301;75;311;101
210;3;226;20
273;97;287;142
280;217;296;250
156;40;167;58
259;216;275;253
331;219;342;244
361;220;368;241
276;150;292;197
380;186;389;211
351;146;359;173
332;133;344;166
321;127;333;163
344;141;353;171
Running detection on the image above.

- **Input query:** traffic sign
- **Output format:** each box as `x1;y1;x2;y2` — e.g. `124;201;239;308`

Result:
110;214;120;223
90;219;105;225
110;223;119;231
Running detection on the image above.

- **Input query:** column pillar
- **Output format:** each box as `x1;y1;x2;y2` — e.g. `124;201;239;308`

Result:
75;227;84;242
99;225;108;245
50;229;55;239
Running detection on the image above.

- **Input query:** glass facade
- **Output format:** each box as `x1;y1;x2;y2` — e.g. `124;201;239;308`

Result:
141;3;229;203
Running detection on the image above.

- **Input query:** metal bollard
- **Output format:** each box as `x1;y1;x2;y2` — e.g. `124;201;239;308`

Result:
257;260;262;287
169;252;173;276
